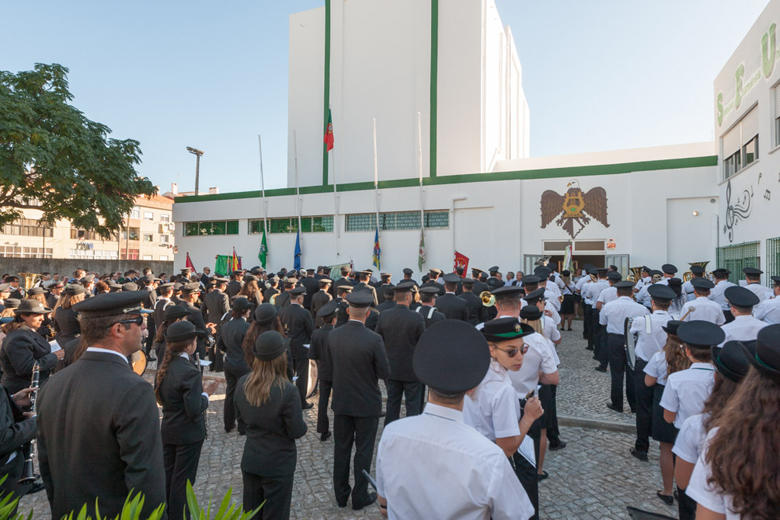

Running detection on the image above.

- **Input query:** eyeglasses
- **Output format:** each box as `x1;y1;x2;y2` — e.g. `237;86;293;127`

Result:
494;344;529;358
115;315;144;327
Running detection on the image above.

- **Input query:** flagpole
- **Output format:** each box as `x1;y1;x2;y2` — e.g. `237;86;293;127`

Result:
417;112;425;271
293;130;302;266
372;118;380;270
258;135;268;235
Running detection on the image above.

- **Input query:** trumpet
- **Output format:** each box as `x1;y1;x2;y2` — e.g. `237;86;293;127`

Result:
19;362;40;484
480;291;496;307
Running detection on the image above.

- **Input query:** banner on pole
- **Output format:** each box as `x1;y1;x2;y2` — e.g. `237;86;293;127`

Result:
454;251;469;275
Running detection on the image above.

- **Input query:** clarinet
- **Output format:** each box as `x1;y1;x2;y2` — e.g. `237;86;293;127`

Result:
194;352;208;438
19;362;40;484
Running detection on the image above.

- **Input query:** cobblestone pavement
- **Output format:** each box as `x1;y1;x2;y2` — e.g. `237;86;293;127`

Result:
20;318;678;519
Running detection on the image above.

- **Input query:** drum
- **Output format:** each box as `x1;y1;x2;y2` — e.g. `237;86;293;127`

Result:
130;350;147;375
306;359;319;398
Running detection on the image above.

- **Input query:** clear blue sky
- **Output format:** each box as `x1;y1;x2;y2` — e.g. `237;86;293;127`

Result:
1;0;770;194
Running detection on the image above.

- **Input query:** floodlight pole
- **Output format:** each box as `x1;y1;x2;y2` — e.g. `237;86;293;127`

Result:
186;146;204;195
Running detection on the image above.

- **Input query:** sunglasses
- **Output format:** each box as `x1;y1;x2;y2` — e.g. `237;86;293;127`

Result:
495;344;529;358
115;315;144;327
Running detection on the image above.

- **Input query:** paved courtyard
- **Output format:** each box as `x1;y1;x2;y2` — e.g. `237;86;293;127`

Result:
20;318;678;519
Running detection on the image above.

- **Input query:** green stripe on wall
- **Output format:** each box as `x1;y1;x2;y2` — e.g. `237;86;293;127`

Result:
429;0;438;178
175;155;717;203
322;0;332;186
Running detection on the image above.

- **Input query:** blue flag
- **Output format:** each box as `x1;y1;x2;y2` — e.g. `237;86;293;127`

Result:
294;230;301;270
372;227;381;270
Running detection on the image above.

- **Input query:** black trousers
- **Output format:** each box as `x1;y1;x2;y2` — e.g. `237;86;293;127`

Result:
723;310;735;323
633;358;653;452
511;453;539;520
333;415;378;506
317;379;332;434
243;471;294;520
607;333;634;411
0;452;24;515
384;380;422;425
677;485;697;520
583;304;593;342
544;384;560;443
293;355;309;405
164;440;204;520
224;365;249;433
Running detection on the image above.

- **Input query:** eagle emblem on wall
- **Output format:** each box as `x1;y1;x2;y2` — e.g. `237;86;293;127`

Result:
540;181;609;239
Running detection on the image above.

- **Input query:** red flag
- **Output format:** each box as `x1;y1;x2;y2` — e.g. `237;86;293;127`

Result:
454;251;469;276
231;247;239;272
185;252;197;274
324;108;334;151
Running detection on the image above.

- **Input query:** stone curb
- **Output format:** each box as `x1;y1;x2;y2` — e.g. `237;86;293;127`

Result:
558;414;636;434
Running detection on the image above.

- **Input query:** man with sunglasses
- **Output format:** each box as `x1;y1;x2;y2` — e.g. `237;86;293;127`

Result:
36;291;165;520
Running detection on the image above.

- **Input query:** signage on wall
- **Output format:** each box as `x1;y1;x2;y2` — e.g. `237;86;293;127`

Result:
540;180;609;240
606;239;616;249
723;180;753;243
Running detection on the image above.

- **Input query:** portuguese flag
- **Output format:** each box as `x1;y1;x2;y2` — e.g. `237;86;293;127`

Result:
324;108;334;151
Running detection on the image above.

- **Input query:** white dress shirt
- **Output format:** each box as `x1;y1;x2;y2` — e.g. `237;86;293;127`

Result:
543;283;561;312
376;402;534;520
86;347;129;364
719;314;768;347
744;282;772;303
754;296;780;324
710;280;735;310
687;429;740;519
584;280;610;306
629;310;671;362
542;315;561;344
507;332;558;395
599;296;650;334
681;280;696;302
644;350;668;385
659;362;714;428
672;413;707;464
680;296;726;325
596;286;618;308
575;276;590;294
463;360;521;441
635;282;655;307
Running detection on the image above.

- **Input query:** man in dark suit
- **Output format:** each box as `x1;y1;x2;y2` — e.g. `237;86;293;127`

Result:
374;282;425;424
332;266;353;295
37;292;165;519
420;268;445;296
225;270;244;299
275;279;295;309
218;298;252;433
460;278;483;324
334;284;352;327
204;278;231;324
435;273;469;321
153;283;175;328
263;275;280;304
353;270;379;307
279;286;314;408
310;301;338;441
415;286;446;328
46;282;63;309
311;278;333;324
401;267;419;287
199;267;212;288
375;285;396;313
301;269;320;310
471;268;488;295
328;290;390;510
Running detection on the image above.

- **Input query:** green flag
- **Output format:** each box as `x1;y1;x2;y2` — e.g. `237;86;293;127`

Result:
259;226;268;268
418;229;425;271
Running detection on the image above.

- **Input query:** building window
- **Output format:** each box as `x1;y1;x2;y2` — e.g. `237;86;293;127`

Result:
345;211;449;232
160;234;170;243
250;216;334;234
160;255;169;261
70;228;100;240
143;211;154;221
120;248;140;260
767;237;780;286
121;227;140;241
130;207;140;219
716;241;760;284
183;220;239;236
721;107;758;179
143;233;154;242
160;214;170;223
142;255;153;260
2;218;54;237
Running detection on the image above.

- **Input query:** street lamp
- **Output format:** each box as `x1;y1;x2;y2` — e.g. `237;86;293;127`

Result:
186;146;204;195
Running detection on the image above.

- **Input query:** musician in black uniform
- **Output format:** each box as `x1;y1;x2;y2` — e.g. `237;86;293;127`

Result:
152;304;190;363
420;268;445;296
310;301;338;441
332;266;353;292
400;267;419;287
275;279;295;309
37;292;165;519
375;285;396;313
333;284;352;327
155;321;218;520
415;286;446;327
435;273;469;321
301;269;320;310
235;330;307;519
310;278;333;324
460;278;483;324
6;277;24;301
0;383;37;507
52;284;85;346
226;270;244;299
179;282;209;358
353;270;379;307
0;300;64;394
218;298;252;433
153;283;175;329
328;290;390;510
278;286;314;408
375;282;425;425
204;277;230;324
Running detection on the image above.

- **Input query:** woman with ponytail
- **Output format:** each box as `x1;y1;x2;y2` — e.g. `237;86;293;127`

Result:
155;321;218;520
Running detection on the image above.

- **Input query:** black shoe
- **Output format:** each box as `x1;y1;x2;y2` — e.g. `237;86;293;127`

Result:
606;402;622;413
548;441;567;451
320;431;331;442
537;471;549;481
302;402;314;410
656;491;674;505
352;492;377;510
224;425;235;434
594;365;607;373
630;448;649;461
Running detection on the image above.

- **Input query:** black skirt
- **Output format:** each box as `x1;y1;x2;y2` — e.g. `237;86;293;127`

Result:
560;294;575;315
651;384;678;443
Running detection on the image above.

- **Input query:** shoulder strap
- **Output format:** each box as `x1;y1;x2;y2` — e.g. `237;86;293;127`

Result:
427;307;436;319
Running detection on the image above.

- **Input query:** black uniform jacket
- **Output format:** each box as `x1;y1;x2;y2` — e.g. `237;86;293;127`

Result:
353;282;379;307
182;301;207;357
153;298;173;328
301;277;320;309
37;351;166;519
415;304;446;328
420;280;445;296
0;387;36;467
225;280;242;299
309;324;334;381
218;317;250;374
328;321;390;417
310;290;332;321
0;326;59;394
435;293;469;321
279;304;313;360
459;291;483;324
234;377;307;478
53;307;80;345
204;289;230;325
374;305;425;382
157;354;208;445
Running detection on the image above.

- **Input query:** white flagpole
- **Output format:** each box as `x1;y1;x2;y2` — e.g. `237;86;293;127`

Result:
293;130;302;234
372;117;379;233
417;112;424;270
258;135;268;236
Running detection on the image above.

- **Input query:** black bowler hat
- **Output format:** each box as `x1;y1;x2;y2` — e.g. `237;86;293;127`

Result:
615;281;634;289
607;271;622;282
741;324;780;381
648;284;675;302
253;331;288;361
413;320;490;393
712;341;751;382
519;305;542;321
691;278;715;290
662;320;683;336
13;300;50;315
724;286;760;308
164;305;190;321
742;266;762;276
316;300;339;319
482;317;535;342
254;303;278;324
523;287;546;304
492;285;523;300
677;320;725;348
442;273;461;284
3;298;20;309
232;297;253;313
73;291;152;318
662;264;678;275
28;286;45;296
403;268;414;275
346;290;373;307
165;321;206;343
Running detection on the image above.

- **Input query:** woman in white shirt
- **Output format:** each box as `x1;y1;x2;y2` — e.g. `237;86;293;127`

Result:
686;324;780;519
672;341;750;520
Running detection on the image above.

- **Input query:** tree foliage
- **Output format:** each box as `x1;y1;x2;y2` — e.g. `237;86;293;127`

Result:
0;63;156;237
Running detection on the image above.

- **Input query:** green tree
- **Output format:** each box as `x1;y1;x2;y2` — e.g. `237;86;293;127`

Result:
0;63;156;237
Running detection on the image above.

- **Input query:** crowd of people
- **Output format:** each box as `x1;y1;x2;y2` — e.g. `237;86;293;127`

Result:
0;261;777;519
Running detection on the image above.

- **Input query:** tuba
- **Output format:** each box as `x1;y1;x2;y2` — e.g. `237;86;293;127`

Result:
18;272;41;290
627;267;643;283
682;261;710;282
480;291;496;307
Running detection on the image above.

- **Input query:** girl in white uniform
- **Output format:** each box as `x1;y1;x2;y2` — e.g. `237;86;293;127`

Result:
672;341;750;520
686;324;780;519
463;317;544;520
